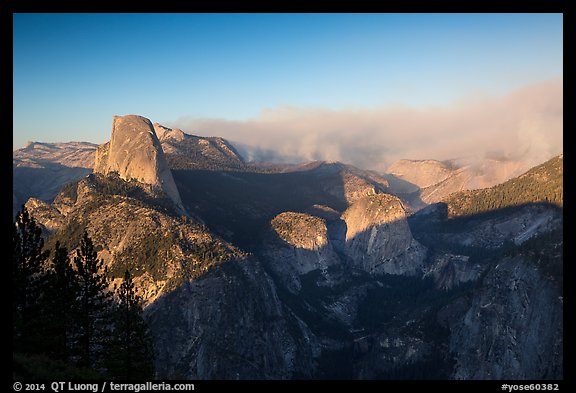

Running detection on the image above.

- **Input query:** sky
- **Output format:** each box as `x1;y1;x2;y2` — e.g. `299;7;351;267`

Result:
13;13;563;169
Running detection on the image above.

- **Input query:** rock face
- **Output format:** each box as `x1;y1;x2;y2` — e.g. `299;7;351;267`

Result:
23;197;66;236
12;123;248;217
407;155;563;379
424;253;482;291
146;258;320;379
449;256;563;379
342;194;426;275
94;115;185;215
271;212;329;251
263;194;426;294
264;212;342;293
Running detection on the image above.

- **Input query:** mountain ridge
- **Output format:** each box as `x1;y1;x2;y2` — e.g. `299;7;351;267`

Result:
15;114;563;380
153;123;246;171
385;156;533;206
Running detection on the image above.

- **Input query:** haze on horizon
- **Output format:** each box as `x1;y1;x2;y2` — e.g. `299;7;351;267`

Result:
13;13;563;170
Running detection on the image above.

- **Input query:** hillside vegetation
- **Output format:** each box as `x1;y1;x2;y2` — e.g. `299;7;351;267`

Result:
39;173;246;302
444;154;562;217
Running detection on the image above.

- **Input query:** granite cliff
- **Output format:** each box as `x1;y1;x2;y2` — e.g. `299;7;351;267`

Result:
94;115;186;215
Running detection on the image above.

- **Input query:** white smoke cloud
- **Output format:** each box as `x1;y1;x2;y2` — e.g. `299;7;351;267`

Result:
170;79;562;171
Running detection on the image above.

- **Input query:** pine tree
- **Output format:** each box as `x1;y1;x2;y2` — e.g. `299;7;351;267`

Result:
13;205;50;354
44;241;79;362
73;231;113;370
107;269;155;379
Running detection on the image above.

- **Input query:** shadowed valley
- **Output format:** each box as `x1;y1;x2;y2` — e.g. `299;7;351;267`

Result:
14;115;562;380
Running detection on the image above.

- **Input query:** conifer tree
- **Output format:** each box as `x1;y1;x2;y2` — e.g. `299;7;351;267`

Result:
73;231;113;370
13;205;50;354
44;241;79;362
107;269;155;379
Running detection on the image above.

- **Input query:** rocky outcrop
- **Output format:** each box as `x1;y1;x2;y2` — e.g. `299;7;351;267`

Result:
264;212;342;293
23;197;65;236
342;194;426;275
271;212;329;251
263;192;428;290
424;253;482;291
94;115;186;215
154;123;186;143
262;192;428;297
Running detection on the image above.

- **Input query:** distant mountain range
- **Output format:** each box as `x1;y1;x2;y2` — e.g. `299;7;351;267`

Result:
14;114;562;380
13;141;97;217
13;124;538;217
385;156;533;208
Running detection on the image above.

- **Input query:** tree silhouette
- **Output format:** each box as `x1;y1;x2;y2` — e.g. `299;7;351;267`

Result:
107;269;155;379
13;212;157;379
13;205;50;354
73;231;113;370
43;241;79;362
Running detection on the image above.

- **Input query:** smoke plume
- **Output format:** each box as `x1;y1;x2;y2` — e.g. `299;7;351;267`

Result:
171;79;562;171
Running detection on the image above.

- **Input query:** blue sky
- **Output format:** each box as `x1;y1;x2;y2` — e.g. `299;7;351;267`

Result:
13;13;563;152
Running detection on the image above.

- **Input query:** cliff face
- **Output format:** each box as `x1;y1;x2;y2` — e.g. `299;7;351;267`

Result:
262;194;426;294
405;156;564;379
448;255;563;379
146;258;320;379
342;194;426;275
94;115;185;215
264;212;342;293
